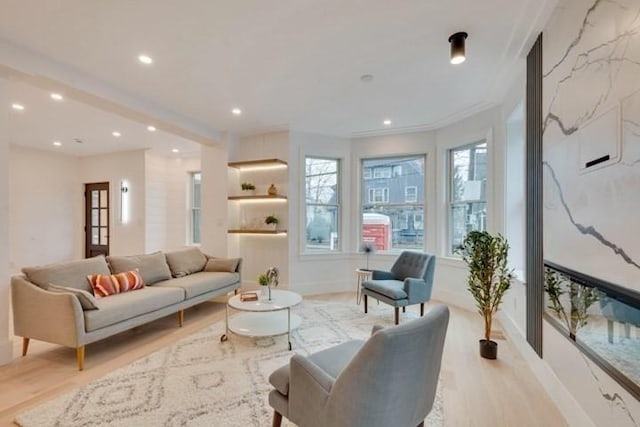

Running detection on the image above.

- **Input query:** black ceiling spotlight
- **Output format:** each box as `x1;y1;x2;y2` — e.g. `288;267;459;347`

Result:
448;32;468;65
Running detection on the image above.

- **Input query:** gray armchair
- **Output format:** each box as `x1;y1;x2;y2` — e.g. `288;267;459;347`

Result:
268;305;450;427
362;251;436;324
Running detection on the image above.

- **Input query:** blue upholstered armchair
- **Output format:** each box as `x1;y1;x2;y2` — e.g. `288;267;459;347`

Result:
268;305;450;427
362;251;436;324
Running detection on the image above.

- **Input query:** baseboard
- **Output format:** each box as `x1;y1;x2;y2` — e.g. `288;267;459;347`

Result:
288;281;352;296
0;337;13;366
432;287;476;312
499;312;596;427
238;281;352;297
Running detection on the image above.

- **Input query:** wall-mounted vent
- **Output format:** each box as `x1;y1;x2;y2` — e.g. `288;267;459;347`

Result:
578;105;620;174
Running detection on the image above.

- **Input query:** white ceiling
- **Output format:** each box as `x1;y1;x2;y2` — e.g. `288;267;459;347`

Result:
0;0;547;141
5;81;201;157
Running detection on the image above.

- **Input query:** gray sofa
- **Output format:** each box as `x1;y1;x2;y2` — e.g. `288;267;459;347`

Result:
11;248;241;370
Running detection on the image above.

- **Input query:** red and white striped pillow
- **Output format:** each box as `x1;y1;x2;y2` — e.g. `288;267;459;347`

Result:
87;270;145;298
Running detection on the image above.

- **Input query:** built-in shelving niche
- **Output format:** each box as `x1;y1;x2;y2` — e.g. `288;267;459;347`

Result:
544;261;640;399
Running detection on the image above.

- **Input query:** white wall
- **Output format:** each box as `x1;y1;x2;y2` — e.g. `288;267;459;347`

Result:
0;78;11;364
78;150;147;255
229;132;290;286
201;141;230;258
9;146;82;272
145;153;200;252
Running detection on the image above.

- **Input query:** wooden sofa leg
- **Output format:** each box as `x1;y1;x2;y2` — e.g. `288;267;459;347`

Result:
178;310;185;328
420;303;425;317
364;295;368;313
272;411;283;427
234;288;239;295
22;337;30;356
394;307;399;325
77;346;85;371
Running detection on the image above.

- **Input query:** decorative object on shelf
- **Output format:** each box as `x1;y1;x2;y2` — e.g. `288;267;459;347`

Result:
265;215;279;231
267;184;278;196
456;231;513;359
241;182;256;194
257;267;279;301
360;242;376;271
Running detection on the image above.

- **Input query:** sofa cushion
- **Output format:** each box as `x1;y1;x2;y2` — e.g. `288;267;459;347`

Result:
363;280;408;300
204;257;240;273
165;248;207;277
22;256;110;292
88;270;145;297
107;252;172;285
154;271;240;299
84;286;184;332
48;283;99;310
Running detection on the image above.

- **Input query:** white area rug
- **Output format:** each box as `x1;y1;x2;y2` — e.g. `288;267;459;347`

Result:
15;300;444;427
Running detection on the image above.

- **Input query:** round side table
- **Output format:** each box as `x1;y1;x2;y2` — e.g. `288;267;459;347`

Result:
355;269;373;305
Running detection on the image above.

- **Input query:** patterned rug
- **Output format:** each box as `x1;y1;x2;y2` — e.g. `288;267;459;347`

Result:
15;300;444;427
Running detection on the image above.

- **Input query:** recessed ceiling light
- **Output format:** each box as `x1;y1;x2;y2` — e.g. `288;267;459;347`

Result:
112;131;121;137
232;108;242;115
12;103;25;111
147;125;156;132
53;141;62;147
172;148;180;153
360;74;374;83
383;119;392;126
138;54;153;65
50;93;63;101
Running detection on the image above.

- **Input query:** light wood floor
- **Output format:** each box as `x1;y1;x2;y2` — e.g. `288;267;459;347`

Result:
0;293;566;426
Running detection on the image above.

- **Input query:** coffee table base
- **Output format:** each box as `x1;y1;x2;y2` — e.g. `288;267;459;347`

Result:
220;309;301;350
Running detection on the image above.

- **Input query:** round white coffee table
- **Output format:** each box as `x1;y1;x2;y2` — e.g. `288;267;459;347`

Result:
220;289;302;350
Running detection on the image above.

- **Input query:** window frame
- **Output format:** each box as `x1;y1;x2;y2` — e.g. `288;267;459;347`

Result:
368;187;389;204
304;156;341;253
447;140;488;256
360;154;426;254
189;171;202;245
405;186;418;203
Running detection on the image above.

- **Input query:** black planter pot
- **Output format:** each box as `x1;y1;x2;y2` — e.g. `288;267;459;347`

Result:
479;339;498;359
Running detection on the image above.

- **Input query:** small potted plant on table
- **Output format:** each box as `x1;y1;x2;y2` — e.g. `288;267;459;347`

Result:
456;230;513;359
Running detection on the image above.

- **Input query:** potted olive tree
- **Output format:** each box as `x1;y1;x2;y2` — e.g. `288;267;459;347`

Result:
456;230;513;359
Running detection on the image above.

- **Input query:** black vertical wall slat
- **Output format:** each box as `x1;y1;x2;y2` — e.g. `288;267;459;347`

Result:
526;33;544;357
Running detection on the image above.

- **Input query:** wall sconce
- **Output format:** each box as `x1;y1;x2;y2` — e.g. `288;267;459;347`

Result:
120;180;130;224
448;32;468;65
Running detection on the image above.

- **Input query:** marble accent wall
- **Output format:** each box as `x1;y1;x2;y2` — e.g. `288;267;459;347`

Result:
543;0;640;424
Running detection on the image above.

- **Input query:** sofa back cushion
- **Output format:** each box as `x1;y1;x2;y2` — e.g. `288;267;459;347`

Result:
22;256;110;292
48;283;99;310
204;257;240;273
165;248;207;277
107;252;172;285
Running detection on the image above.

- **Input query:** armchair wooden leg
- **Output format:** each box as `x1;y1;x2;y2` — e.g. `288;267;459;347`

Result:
272;411;283;427
77;346;85;371
364;295;368;314
234;288;239;295
22;337;30;356
402;306;406;313
394;307;399;325
177;310;184;328
420;303;425;317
